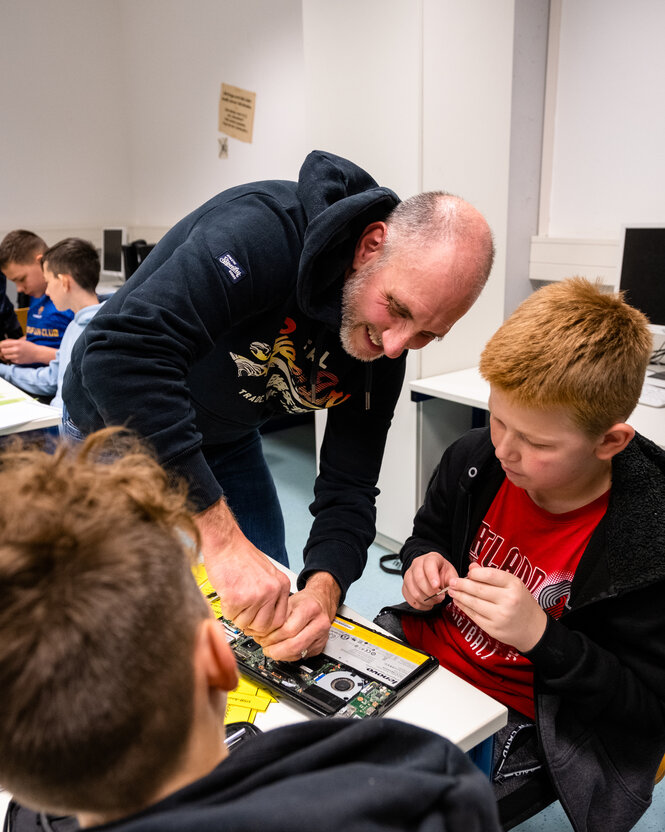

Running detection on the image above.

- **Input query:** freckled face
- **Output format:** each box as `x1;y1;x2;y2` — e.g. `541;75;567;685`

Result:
488;386;609;504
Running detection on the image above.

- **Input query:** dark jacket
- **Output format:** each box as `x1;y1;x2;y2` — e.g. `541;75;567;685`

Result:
396;427;665;832
63;151;406;597
5;719;501;832
0;272;22;340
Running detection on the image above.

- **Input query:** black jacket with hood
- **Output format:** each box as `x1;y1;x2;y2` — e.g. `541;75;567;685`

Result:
5;719;502;832
63;151;406;598
394;427;665;832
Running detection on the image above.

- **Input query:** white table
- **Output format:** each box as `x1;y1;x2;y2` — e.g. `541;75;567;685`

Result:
0;376;61;436
255;564;507;753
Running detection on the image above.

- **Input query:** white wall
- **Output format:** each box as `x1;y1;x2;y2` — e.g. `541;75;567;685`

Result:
302;0;423;202
119;0;308;228
419;0;514;378
0;0;131;232
0;0;308;240
546;0;665;238
503;0;550;315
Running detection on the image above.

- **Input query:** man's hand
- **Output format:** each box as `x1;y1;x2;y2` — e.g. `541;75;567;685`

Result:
447;564;547;653
402;551;459;610
197;498;291;637
0;338;56;365
258;571;341;662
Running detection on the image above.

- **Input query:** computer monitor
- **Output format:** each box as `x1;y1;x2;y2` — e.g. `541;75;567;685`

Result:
618;226;665;337
101;228;127;280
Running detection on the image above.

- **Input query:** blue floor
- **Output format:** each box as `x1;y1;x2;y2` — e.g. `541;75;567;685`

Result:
262;420;665;832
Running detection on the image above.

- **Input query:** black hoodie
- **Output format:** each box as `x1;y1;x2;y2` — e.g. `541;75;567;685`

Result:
63;152;406;597
394;428;665;832
6;720;502;832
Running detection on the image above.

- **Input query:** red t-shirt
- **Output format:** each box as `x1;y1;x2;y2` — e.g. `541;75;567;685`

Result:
402;479;609;717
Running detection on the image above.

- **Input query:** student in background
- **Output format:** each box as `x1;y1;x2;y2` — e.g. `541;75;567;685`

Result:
0;271;23;341
0;429;500;832
0;230;73;366
0;238;104;412
377;279;665;832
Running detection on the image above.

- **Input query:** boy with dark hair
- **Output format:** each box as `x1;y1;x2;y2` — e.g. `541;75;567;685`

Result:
0;230;73;366
0;238;104;411
0;429;500;832
378;278;665;831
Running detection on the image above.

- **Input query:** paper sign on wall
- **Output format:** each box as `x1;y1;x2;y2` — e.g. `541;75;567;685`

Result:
219;83;256;143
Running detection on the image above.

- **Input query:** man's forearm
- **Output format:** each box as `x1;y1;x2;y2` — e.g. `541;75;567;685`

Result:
195;495;244;556
195;496;292;636
304;571;342;621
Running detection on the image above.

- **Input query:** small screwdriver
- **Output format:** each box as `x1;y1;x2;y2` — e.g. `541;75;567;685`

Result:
424;586;449;601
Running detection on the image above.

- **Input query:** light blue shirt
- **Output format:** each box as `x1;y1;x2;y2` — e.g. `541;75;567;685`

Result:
0;302;104;411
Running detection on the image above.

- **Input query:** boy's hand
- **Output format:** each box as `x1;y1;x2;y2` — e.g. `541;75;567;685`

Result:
0;338;56;365
402;552;459;610
447;564;547;653
0;337;25;363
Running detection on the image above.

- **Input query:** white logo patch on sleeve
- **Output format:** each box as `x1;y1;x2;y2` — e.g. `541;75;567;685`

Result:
217;251;247;283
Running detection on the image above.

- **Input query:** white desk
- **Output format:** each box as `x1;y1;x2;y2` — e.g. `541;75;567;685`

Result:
0;376;61;436
256;564;507;753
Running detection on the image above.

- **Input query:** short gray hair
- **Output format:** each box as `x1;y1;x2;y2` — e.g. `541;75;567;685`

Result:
383;192;495;297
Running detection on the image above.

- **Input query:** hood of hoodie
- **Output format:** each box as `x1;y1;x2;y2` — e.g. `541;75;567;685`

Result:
295;150;400;328
605;432;665;594
77;719;500;832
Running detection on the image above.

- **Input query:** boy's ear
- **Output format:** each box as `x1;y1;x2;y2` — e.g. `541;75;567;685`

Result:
196;617;239;692
595;423;635;460
351;221;387;268
60;273;73;292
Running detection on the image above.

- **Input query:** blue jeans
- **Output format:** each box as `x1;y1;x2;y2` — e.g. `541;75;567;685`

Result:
203;430;289;567
61;405;85;441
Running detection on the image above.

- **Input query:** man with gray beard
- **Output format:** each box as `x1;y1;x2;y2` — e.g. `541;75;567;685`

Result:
64;150;493;658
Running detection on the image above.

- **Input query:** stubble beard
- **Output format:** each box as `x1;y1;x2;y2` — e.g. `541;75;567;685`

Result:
339;260;383;362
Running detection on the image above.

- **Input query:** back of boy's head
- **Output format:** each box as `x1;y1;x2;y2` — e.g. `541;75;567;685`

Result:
42;237;100;293
0;230;47;270
479;277;652;436
0;430;209;816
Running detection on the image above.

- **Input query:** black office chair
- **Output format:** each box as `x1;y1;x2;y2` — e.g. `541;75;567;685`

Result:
121;240;155;280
